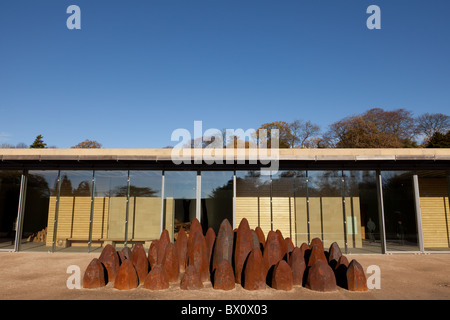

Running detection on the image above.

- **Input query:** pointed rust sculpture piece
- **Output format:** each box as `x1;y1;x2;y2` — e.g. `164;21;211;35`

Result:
328;242;343;265
205;227;216;267
119;247;132;263
272;260;293;291
131;243;149;284
143;264;169;290
305;260;337;292
83;258;106;289
98;244;120;283
346;260;368;291
234;218;253;284
212;219;234;271
307;244;327;267
157;229;171;264
310;238;324;252
289;247;306;286
180;265;204;290
162;243;179;283
213;260;235;291
114;259;139;290
175;228;188;273
243;248;266;291
263;230;285;275
187;230;209;282
148;240;159;269
255;226;265;250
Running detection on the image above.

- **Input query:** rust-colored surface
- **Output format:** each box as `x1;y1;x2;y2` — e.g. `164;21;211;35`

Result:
213;260;235;291
255;226;265;250
289;247;306;286
346;260;368;291
328;242;342;265
143;264;169;290
305;260;337;292
263;231;285;275
118;247;132;263
272;260;293;291
243;248;266;291
82;258;105;289
234;218;253;284
205;227;216;267
180;265;204;290
175;228;188;273
212;219;234;271
310;238;324;252
187;231;209;282
307;244;327;267
148;240;159;269
98;244;120;283
113;260;139;290
162;243;179;283
157;229;171;265
131;243;149;284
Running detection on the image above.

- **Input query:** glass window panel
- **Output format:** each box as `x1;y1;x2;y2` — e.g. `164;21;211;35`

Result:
93;171;129;251
129;171;163;247
381;171;419;252
163;171;197;241
20;170;58;252
54;170;93;252
235;171;271;236
307;171;345;250
0;171;21;250
343;170;381;254
271;170;306;246
200;171;233;234
417;170;450;251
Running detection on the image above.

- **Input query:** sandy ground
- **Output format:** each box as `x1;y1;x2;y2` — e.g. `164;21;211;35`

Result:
0;251;449;300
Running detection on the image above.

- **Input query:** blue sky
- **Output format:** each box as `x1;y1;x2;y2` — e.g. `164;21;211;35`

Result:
1;0;449;148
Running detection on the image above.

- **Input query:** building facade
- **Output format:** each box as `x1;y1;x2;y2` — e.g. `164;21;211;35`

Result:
1;148;449;254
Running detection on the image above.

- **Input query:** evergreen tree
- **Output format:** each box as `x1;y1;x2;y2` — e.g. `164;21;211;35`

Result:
30;135;47;149
425;131;450;148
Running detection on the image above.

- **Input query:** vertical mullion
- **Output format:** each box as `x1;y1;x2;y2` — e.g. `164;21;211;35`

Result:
88;171;96;253
52;171;62;253
124;170;131;247
413;173;424;253
233;170;236;230
160;170;165;235
341;171;348;254
306;171;310;244
14;170;28;252
376;170;387;254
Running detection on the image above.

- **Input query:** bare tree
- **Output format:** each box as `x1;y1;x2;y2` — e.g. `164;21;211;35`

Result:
71;139;102;148
289;119;321;148
416;112;450;141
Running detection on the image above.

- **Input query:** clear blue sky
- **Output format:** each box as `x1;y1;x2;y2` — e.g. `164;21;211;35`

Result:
1;0;449;148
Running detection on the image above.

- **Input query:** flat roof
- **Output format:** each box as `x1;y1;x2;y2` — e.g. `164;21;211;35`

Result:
1;148;450;162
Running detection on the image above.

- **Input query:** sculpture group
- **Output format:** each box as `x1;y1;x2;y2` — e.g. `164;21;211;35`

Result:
83;218;368;292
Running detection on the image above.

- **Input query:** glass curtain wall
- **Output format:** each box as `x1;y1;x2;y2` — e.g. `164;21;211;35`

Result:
343;171;381;254
200;171;233;234
308;171;345;250
235;171;271;235
381;171;419;252
51;170;93;252
20;171;58;252
0;171;21;250
271;171;306;245
129;171;163;248
417;170;450;251
93;171;129;251
163;171;197;241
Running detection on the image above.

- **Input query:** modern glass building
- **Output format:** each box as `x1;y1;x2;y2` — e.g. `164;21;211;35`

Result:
1;148;449;254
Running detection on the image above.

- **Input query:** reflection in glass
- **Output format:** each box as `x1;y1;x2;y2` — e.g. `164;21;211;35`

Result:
343;171;381;254
418;170;450;251
52;171;93;252
129;171;162;247
164;171;197;241
235;171;271;235
0;171;21;250
200;171;233;234
93;171;129;250
20;171;58;252
382;171;419;252
308;171;345;249
271;171;306;246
